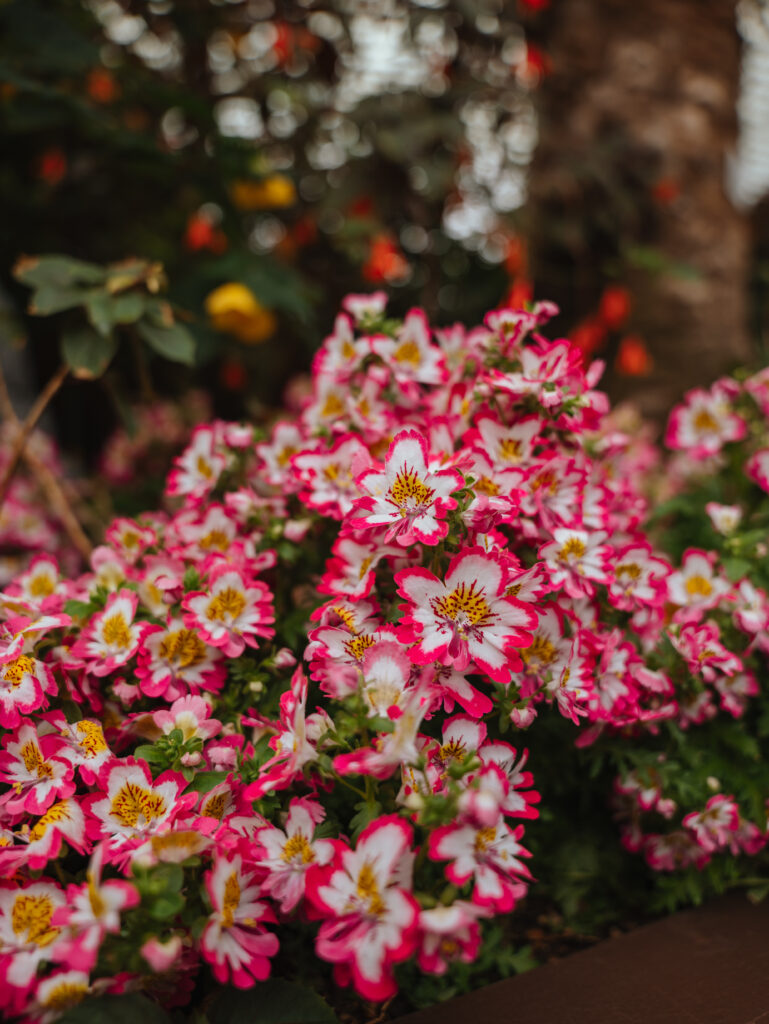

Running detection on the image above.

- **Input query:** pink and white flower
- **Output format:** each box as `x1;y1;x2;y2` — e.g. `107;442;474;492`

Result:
257;799;335;913
200;853;279;988
351;430;463;547
308;816;419;1002
71;590;151;677
52;843;138;970
396;548;537;683
183;565;274;657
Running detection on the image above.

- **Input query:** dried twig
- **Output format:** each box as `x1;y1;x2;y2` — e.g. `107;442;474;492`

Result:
0;362;68;506
0;361;92;562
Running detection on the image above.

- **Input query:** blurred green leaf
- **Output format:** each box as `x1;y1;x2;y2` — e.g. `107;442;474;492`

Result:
58;994;170;1024
13;254;105;289
61;327;118;379
138;319;196;365
207;980;339;1024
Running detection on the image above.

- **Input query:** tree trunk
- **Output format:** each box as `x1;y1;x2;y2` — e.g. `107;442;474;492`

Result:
528;0;752;420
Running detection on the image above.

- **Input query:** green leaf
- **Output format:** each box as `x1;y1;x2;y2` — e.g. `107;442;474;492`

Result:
138;319;196;365
64;599;93;618
149;892;185;919
110;291;146;324
723;557;752;583
207;980;339;1024
28;285;91;315
134;744;167;765
185;770;228;794
61;327;118;379
85;292;116;337
14;254;106;289
58;994;171;1024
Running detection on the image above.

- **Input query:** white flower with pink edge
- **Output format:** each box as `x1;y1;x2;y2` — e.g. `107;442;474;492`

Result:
308;816;419;1002
51;843;138;971
351;429;463;547
428;814;531;912
71;590;151;677
539;529;610;600
256;798;335;913
665;384;746;457
396;548;537;684
201;853;279;988
183;565;274;658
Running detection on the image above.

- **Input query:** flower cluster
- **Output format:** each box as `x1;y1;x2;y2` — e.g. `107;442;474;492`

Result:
2;295;769;1020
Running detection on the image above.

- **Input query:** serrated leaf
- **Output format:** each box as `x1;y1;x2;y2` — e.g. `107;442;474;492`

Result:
138;319;195;365
207;980;339;1024
58;994;171;1024
61;328;118;379
185;770;228;794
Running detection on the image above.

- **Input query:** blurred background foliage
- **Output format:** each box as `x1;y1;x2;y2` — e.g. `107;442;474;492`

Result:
0;0;765;480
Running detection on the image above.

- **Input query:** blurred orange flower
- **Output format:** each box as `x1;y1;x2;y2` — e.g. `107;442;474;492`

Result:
615;335;653;376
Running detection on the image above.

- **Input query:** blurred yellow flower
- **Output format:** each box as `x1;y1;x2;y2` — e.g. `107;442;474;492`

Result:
205;283;276;344
230;175;297;211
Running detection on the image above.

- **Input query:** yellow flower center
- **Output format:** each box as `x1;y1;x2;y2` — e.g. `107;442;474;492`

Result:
199;529;230;551
159;628;207;668
332;606;357;632
11;893;59;946
3;655;35;687
389;468;434;509
434;583;492;627
321;393;345;419
474;476;500;496
277;445;297;467
197;456;214;479
110;782;167;829
499;438;522;462
344;634;376;661
521;634;557;669
102;612;132;649
685;574;713;597
438;738;466;764
207;588;246;622
693;409;718;432
222;871;240;928
615;562;642;582
29;801;69;842
531;470;557;494
20;741;52;778
42;981;88;1011
393;340;420;365
201;792;228;820
323;463;341;481
28;574;55;598
474;826;496;853
87;872;106;917
281;833;315;864
150;831;201;856
559;538;586;561
75;720;108;758
356;863;385;916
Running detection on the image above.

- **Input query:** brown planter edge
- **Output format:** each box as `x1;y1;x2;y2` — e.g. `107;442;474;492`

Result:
395;893;769;1024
